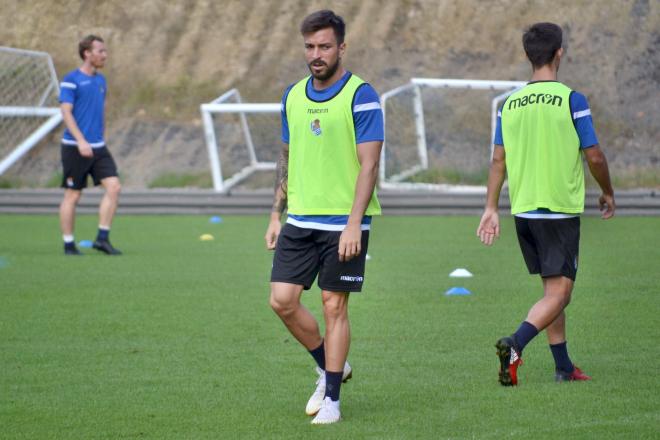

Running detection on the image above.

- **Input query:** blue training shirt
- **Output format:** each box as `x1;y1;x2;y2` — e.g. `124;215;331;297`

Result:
59;69;107;148
493;86;599;218
281;71;384;231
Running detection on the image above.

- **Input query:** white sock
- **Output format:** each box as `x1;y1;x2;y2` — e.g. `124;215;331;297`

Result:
63;235;74;243
98;225;110;231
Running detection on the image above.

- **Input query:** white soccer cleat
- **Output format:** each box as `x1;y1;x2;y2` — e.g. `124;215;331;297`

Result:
311;397;341;425
305;367;326;416
342;361;353;383
305;361;352;416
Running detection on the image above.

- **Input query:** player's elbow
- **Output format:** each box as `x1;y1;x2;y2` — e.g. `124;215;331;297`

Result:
587;153;606;168
584;146;606;167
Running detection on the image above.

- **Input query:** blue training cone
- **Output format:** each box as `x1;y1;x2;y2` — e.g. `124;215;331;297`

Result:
445;286;472;296
209;216;223;224
78;240;93;248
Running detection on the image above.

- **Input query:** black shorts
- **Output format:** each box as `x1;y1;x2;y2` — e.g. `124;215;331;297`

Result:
271;223;370;292
61;145;118;190
515;216;580;281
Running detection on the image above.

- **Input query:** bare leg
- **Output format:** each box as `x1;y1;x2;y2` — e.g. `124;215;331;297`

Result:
525;275;573;332
322;291;350;372
60;189;82;236
270;282;323;350
546;309;567;345
98;176;121;228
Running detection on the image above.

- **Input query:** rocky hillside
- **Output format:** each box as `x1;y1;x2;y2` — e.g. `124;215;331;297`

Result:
1;0;658;188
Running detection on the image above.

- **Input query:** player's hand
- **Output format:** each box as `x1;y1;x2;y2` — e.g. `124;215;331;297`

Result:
599;193;615;219
265;214;282;250
77;140;93;158
338;223;361;262
477;208;500;246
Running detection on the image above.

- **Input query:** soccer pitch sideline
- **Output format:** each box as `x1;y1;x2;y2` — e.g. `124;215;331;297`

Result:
1;215;658;439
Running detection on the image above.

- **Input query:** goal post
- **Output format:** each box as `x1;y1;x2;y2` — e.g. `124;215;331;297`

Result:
201;78;525;193
0;46;62;175
200;88;279;193
381;78;525;191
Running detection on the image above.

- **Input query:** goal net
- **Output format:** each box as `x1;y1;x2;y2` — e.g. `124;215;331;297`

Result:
0;47;62;175
381;78;524;191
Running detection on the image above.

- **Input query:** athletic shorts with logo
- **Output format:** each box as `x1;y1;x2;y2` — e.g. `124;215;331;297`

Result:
515;216;580;281
61;144;118;190
271;223;370;292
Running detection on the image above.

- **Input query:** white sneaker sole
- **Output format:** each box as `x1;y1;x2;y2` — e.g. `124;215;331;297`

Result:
311;415;341;425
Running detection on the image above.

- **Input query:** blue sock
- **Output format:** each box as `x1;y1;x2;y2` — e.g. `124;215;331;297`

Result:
308;341;325;370
550;342;574;373
97;228;109;241
324;371;343;401
513;321;539;354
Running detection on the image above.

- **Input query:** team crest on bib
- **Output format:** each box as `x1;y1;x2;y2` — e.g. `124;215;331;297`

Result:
310;119;322;136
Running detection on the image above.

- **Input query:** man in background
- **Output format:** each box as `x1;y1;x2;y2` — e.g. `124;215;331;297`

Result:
59;35;121;255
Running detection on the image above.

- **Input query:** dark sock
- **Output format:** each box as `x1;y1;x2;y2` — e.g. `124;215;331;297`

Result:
97;228;109;241
324;371;343;401
550;341;574;373
512;321;539;354
308;341;325;370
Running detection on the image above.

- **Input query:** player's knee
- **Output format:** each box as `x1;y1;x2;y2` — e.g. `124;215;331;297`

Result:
269;293;295;317
106;180;121;197
64;190;82;204
322;296;348;321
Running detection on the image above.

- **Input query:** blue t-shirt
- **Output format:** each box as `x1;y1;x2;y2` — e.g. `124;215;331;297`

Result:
59;69;107;148
493;85;599;218
281;71;384;230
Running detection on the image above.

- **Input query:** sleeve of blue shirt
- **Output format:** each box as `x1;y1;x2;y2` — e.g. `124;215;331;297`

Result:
280;84;294;144
59;72;76;105
570;91;599;149
493;109;503;146
353;84;384;143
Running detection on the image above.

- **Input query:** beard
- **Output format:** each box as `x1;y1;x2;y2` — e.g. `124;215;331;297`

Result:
92;58;106;69
307;57;340;81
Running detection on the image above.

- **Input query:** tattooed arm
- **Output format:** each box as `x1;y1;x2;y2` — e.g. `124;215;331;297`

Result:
265;142;289;249
272;143;289;215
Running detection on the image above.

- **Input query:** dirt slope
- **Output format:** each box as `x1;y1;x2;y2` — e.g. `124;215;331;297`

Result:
1;0;657;187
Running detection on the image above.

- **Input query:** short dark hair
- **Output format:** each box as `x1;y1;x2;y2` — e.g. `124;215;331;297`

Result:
300;10;346;44
522;23;562;68
78;35;104;60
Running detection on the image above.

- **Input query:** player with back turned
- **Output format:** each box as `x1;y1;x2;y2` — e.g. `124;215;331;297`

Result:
477;22;615;386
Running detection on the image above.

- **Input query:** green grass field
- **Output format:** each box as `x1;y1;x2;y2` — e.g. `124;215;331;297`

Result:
1;215;658;439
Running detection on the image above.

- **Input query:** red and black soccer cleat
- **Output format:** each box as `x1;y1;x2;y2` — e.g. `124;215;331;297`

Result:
555;365;591;382
495;336;522;386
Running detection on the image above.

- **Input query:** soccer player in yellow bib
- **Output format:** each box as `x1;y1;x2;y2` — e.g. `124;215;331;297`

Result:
264;10;383;424
477;23;615;386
